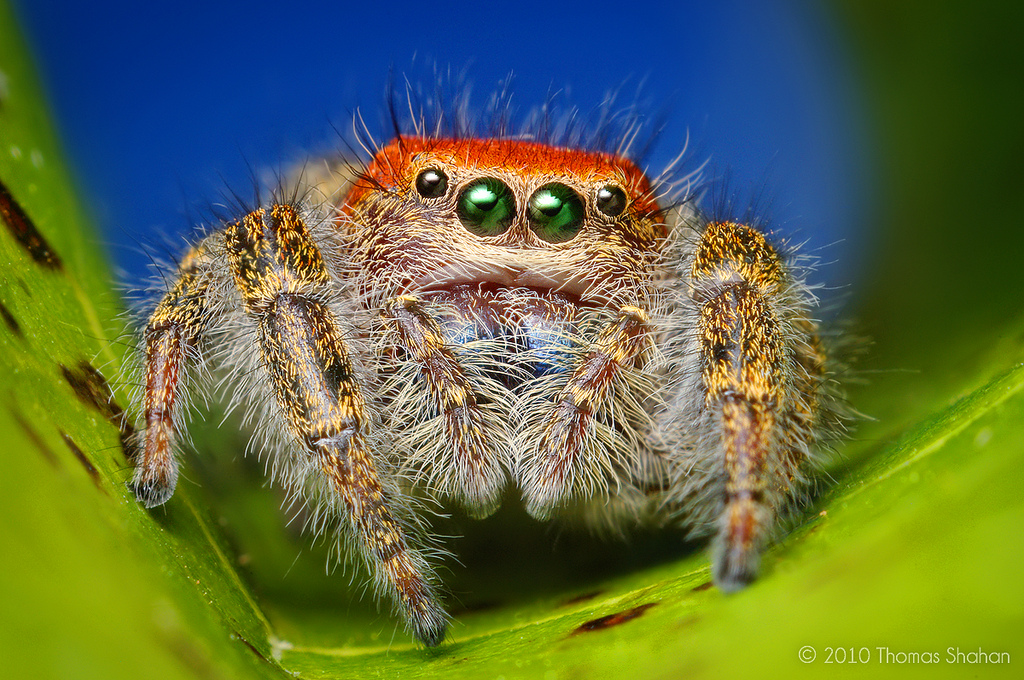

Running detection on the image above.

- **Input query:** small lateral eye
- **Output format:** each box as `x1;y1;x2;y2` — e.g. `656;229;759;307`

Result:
596;184;627;217
457;178;515;236
415;168;448;198
528;183;585;243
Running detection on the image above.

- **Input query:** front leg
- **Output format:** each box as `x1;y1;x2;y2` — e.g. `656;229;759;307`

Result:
225;204;448;645
518;306;653;519
680;220;834;591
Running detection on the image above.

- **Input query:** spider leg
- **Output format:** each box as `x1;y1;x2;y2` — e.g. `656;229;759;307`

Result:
131;244;215;507
224;204;447;645
519;306;652;519
380;295;506;517
689;220;825;590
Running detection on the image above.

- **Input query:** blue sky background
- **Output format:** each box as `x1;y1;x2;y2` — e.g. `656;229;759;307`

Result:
13;0;872;291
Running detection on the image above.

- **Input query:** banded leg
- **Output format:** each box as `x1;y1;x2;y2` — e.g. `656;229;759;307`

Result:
225;204;447;645
381;296;506;517
691;221;823;590
520;306;651;519
131;245;215;507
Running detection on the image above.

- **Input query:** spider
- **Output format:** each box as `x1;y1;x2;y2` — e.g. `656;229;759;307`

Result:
129;122;846;647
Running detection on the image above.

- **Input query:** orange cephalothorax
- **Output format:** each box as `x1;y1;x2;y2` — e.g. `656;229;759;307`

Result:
337;136;666;308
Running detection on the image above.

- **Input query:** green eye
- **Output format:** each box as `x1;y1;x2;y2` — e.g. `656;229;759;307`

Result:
528;183;585;243
457;178;515;236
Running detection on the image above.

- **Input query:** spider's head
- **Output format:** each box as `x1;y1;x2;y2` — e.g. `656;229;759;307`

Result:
338;136;667;307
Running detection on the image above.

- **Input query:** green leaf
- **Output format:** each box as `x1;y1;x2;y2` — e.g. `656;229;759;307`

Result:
2;1;1020;679
0;3;284;678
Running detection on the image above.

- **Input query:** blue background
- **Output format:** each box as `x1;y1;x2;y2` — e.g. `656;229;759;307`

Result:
13;0;872;290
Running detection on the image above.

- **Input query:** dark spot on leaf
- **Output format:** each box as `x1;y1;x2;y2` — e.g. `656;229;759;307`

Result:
691;581;714;592
60;430;103;490
0;299;21;336
60;361;138;461
10;406;57;466
0;176;62;270
571;602;657;634
676;614;702;629
60;361;114;415
233;631;272;664
561;590;603;607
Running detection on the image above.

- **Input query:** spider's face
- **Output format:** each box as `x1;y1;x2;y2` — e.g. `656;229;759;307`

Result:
340;136;666;308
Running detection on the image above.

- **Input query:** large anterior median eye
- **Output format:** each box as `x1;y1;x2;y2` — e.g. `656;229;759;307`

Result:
457;178;515;236
528;183;585;243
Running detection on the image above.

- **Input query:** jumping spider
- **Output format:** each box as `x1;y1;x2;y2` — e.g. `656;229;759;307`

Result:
130;129;845;646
